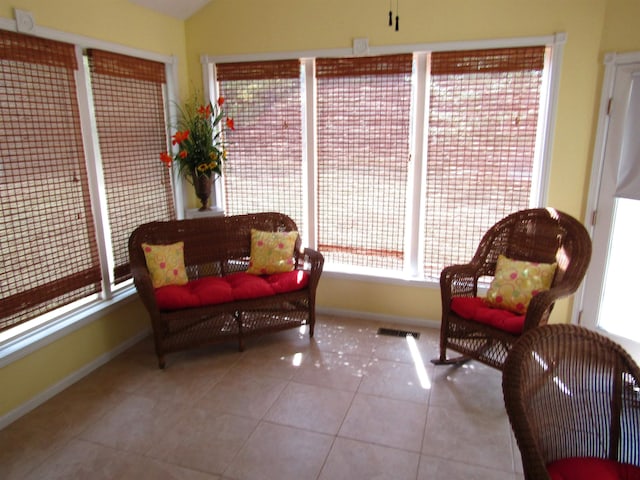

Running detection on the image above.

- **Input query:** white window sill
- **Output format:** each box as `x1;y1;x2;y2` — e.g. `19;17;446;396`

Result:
322;265;440;288
0;286;138;368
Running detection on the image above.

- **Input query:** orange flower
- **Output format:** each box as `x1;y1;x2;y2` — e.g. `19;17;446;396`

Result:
197;104;211;117
172;130;189;145
226;117;235;130
179;150;188;158
160;152;173;167
217;96;225;107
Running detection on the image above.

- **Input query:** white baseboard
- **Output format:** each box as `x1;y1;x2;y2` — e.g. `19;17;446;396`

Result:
0;328;150;431
316;307;440;330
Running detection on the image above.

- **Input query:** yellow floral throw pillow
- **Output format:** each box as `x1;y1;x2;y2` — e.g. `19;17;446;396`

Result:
142;242;188;288
485;255;557;314
246;229;298;275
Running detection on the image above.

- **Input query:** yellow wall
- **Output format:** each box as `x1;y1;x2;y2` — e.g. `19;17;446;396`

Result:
2;0;640;421
0;301;149;417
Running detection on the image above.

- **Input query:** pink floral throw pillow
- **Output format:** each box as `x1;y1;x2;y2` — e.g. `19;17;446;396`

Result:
142;242;189;288
246;229;298;275
485;255;557;314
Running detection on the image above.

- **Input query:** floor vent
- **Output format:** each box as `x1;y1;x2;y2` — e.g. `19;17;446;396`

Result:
377;327;420;339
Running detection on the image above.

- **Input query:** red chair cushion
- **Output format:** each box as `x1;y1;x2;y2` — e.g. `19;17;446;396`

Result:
154;270;310;311
450;297;525;335
547;457;640;480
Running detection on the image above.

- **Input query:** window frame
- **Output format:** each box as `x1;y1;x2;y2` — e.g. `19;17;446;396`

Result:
202;33;566;284
0;19;179;364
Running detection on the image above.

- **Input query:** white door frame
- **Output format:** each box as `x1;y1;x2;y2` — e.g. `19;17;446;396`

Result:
581;51;640;360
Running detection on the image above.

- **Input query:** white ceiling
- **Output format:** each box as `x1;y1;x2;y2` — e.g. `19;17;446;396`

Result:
128;0;211;20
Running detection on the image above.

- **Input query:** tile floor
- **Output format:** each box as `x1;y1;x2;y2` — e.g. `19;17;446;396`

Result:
0;314;525;480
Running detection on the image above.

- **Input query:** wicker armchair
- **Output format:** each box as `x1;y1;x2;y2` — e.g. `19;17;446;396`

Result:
432;208;592;371
502;324;640;480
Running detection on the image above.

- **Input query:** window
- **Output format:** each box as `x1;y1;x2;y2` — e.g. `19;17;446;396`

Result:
316;54;413;271
207;39;558;282
0;30;175;335
215;60;305;234
423;47;546;279
87;49;175;283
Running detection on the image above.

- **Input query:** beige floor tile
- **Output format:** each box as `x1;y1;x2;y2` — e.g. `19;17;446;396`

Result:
422;404;514;472
161;342;243;377
223;422;333;480
293;350;367;392
147;408;258;475
0;422;70;480
318;437;420;480
418;454;517;480
196;371;288;419
22;438;131;480
313;318;378;357
228;347;308;380
129;366;221;404
371;328;439;364
7;382;126;440
241;326;316;355
339;392;427;452
121;457;221;480
21;438;221;480
264;381;354;434
77;392;185;455
511;432;524;474
429;361;504;413
358;358;432;403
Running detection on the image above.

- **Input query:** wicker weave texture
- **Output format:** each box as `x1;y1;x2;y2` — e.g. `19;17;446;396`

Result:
502;324;640;480
128;212;324;368
435;208;592;371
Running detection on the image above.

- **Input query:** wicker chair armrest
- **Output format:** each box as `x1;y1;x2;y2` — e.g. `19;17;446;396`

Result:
440;263;482;299
129;261;159;314
522;285;576;331
299;247;325;289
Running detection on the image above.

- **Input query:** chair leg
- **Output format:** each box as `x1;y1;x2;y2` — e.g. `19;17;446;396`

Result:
431;354;471;366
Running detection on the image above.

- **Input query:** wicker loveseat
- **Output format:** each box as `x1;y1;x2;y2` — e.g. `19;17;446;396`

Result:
129;212;324;368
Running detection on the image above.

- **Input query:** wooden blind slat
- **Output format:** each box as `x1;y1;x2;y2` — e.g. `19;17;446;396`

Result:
87;49;165;84
431;46;545;75
316;54;413;77
0;29;77;69
216;59;301;81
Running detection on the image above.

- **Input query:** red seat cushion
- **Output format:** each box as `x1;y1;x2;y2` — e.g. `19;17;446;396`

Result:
154;270;310;311
450;296;525;335
265;270;309;294
547;457;640;480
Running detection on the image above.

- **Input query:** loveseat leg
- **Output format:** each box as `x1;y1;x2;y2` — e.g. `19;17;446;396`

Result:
235;311;244;352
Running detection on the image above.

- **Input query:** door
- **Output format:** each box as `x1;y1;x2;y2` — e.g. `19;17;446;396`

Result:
582;53;640;362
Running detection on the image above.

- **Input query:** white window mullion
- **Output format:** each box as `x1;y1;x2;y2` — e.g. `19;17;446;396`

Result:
75;47;114;297
405;52;429;278
302;58;317;249
534;33;567;207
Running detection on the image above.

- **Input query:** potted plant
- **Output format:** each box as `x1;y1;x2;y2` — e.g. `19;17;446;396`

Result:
161;94;234;210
